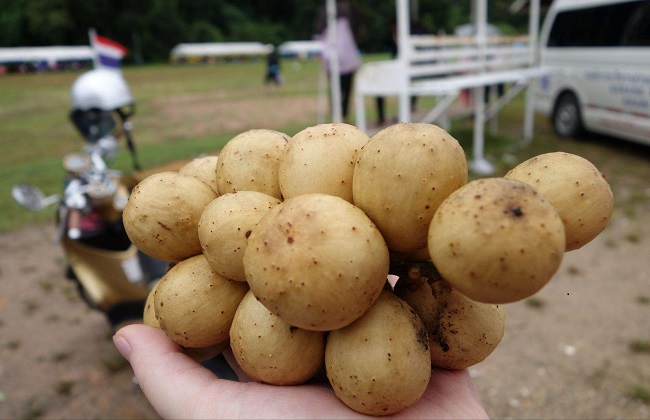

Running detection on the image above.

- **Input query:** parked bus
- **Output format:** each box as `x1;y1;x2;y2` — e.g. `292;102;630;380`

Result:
536;0;650;145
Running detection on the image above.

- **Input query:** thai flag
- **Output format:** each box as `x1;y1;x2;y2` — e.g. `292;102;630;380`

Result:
89;28;127;69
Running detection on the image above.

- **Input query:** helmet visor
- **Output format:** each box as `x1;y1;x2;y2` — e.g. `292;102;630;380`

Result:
70;109;117;143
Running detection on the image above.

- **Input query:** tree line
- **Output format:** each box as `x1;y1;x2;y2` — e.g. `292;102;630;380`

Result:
1;0;531;64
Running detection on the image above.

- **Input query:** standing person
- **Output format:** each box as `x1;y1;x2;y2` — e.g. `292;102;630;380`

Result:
264;46;282;87
314;1;364;123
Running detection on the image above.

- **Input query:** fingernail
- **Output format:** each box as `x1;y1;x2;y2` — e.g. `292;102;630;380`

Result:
113;335;132;361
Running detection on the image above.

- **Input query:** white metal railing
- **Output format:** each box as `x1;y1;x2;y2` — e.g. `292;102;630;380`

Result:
354;0;544;175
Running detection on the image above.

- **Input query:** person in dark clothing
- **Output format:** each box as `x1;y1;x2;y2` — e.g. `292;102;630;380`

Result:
264;47;282;86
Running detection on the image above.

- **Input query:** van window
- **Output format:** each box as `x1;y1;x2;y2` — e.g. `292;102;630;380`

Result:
547;0;647;47
622;2;650;46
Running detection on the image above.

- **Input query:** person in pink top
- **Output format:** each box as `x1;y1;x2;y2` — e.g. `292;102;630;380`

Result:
314;1;364;123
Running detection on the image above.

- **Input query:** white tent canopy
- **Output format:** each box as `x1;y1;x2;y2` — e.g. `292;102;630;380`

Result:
277;41;323;58
170;42;273;61
0;46;94;65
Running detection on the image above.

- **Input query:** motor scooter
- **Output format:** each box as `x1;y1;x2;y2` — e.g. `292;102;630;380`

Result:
12;69;170;328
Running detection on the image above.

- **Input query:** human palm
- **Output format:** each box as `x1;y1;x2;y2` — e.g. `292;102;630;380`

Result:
114;324;488;419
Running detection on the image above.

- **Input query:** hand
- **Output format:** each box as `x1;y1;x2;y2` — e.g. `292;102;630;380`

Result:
113;324;489;419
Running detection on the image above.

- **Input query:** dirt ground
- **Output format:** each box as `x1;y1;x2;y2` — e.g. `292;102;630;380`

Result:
1;186;649;420
1;128;650;418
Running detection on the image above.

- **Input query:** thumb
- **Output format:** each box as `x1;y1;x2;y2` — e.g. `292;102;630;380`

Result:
113;323;180;362
113;324;223;418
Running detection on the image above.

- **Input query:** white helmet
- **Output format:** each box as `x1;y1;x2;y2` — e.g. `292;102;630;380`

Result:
70;69;134;111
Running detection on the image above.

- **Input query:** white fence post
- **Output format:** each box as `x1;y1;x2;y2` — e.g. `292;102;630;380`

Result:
524;0;540;141
326;0;343;123
471;0;494;175
397;0;411;123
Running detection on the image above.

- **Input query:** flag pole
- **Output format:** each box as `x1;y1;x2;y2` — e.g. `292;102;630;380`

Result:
88;28;100;69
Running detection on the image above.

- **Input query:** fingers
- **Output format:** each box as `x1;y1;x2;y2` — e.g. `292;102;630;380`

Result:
434;368;484;405
113;325;363;419
399;368;489;419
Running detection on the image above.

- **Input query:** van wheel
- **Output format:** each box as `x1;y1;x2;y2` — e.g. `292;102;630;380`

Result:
553;92;583;138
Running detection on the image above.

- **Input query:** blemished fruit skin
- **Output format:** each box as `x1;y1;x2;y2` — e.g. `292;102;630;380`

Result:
505;152;614;251
428;177;566;304
143;281;161;329
154;254;249;348
394;279;505;369
353;122;468;253
216;129;289;199
278;123;369;203
325;291;431;416
123;171;218;262
243;193;390;331
198;191;282;282
143;281;230;363
178;155;220;194
126;120;615;416
229;291;326;385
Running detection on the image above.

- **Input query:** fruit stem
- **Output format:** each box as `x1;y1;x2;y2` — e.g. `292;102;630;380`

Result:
389;259;443;290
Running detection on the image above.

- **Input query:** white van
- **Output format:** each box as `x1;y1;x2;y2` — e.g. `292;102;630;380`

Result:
536;0;650;145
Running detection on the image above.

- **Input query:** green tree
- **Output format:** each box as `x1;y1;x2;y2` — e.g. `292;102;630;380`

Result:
24;0;75;45
0;0;25;46
187;21;224;43
3;0;533;63
140;0;186;61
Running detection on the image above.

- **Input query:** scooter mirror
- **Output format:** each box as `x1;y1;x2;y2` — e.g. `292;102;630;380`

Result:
12;184;60;211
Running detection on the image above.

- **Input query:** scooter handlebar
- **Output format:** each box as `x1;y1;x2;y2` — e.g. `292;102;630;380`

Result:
67;208;82;240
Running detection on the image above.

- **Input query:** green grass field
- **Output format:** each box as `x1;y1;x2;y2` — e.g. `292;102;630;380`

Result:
0;60;325;231
2;57;647;233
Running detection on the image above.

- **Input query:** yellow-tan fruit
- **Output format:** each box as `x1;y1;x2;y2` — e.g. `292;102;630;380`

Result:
143;280;229;363
278;123;369;202
216;129;289;199
243;193;390;331
428;177;565;304
183;341;230;363
230;291;326;385
143;281;161;329
394;279;505;370
123;172;218;262
325;291;431;416
178;155;220;194
505;152;613;251
154;254;248;348
199;191;282;282
353;122;467;253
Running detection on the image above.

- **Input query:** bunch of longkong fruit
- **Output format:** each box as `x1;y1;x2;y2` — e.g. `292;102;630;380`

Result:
123;122;613;416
